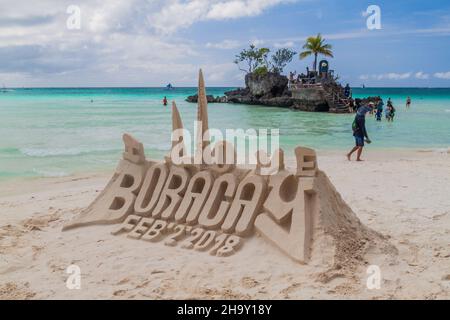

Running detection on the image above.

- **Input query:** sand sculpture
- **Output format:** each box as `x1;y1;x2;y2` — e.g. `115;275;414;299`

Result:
63;69;378;265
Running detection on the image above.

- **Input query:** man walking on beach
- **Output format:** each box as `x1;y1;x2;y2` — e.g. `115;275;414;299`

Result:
347;105;371;161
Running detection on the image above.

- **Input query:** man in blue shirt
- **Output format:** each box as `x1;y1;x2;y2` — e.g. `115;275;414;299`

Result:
347;106;372;161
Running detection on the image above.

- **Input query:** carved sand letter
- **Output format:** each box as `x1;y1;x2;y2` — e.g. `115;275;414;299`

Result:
127;217;155;239
221;175;267;237
141;219;168;242
123;133;145;164
295;147;318;177
134;163;168;216
62;159;145;230
152;166;190;220
254;171;316;263
174;170;213;224
111;214;142;235
198;173;237;230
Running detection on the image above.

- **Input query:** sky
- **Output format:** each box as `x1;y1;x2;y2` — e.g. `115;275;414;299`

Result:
1;0;450;87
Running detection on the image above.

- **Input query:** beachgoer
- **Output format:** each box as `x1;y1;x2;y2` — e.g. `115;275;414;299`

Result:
348;98;355;113
387;98;393;108
289;71;296;84
386;98;392;120
389;104;396;122
354;98;362;112
163;96;168;106
406;96;411;108
369;102;375;115
344;84;351;98
347;106;372;161
375;100;383;121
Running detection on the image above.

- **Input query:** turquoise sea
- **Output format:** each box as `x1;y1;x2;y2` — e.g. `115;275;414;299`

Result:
1;87;449;180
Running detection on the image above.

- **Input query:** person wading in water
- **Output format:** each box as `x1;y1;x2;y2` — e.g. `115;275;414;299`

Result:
347;105;372;161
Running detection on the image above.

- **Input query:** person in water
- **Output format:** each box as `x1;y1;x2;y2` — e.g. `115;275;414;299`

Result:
375;100;383;121
344;84;351;98
388;104;396;122
354;98;362;112
386;98;392;120
347;105;372;161
163;96;168;106
347;98;355;113
406;96;411;108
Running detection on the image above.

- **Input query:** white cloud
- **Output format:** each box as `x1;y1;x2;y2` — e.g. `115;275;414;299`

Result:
250;38;266;46
415;71;430;79
203;63;237;82
206;39;241;49
378;73;411;80
151;0;294;34
2;0;282;86
207;0;290;20
274;41;295;48
434;71;450;79
359;73;412;81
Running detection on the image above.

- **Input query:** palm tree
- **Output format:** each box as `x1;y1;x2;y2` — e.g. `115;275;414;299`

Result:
299;33;333;72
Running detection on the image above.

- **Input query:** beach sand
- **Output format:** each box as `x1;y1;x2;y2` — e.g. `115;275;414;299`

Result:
0;150;449;300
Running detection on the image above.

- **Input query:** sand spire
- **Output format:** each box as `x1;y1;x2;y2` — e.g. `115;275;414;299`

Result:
171;101;185;159
196;69;210;164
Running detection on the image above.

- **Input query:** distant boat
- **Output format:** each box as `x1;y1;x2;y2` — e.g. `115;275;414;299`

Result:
166;83;174;90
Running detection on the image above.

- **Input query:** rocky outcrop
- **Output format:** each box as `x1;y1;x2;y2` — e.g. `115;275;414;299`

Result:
291;100;330;112
186;94;228;103
222;73;292;107
185;71;381;113
245;72;288;98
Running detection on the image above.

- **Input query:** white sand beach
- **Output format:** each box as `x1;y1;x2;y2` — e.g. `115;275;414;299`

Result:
0;150;449;300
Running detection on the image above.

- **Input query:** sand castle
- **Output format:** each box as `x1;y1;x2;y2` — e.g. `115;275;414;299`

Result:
63;70;381;266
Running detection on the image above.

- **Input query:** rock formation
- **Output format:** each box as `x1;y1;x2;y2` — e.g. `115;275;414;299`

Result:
186;71;382;113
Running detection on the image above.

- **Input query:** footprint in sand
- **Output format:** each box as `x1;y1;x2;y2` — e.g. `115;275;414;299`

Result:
113;289;127;297
280;282;301;296
241;276;259;289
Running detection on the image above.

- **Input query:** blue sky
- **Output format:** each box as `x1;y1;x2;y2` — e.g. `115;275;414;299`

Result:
1;0;450;87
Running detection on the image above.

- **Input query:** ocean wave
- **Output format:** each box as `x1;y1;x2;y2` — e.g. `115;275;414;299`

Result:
32;168;70;177
19;147;120;157
418;147;450;154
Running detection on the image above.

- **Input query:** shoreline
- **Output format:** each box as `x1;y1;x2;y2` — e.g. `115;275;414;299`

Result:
1;147;449;185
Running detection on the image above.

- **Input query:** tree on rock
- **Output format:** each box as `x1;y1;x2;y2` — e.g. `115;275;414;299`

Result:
271;48;297;74
234;45;270;74
299;34;333;72
234;45;296;75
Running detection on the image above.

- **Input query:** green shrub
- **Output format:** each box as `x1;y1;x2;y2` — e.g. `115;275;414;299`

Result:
253;66;268;76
